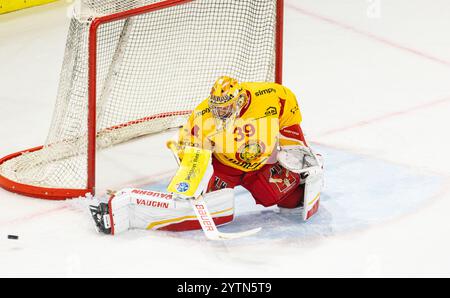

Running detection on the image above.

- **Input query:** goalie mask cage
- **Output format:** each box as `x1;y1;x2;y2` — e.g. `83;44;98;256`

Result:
0;0;284;200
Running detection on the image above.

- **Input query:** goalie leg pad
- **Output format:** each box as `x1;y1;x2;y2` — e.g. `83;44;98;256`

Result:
94;188;235;235
107;191;132;235
156;188;235;232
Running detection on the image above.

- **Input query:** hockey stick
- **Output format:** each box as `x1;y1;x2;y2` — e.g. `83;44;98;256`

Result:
166;140;261;240
190;195;261;240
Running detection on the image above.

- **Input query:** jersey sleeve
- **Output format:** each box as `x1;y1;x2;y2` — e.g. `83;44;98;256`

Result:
177;99;212;160
178;112;198;145
278;86;308;147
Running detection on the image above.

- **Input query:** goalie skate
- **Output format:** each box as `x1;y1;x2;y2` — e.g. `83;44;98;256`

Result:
89;202;112;234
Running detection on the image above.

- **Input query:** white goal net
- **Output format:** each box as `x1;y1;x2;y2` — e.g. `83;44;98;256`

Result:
0;0;282;199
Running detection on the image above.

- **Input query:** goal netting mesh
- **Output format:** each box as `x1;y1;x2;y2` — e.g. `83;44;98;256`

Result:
0;0;279;193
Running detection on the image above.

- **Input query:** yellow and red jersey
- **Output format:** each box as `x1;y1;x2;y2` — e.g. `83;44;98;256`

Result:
178;82;306;172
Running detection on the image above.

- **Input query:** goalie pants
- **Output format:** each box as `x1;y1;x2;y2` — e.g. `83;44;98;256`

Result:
207;157;304;208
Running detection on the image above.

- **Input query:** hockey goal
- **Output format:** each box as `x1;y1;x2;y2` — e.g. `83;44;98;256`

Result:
0;0;284;200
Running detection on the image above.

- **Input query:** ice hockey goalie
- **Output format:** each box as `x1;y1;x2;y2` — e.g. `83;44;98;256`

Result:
89;76;324;236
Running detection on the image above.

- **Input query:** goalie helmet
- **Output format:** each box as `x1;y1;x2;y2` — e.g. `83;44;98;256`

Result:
208;76;247;130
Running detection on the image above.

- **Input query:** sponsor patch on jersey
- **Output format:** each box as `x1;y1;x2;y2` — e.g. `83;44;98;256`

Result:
195;108;210;118
265;106;277;116
255;88;276;97
236;140;266;163
223;155;265;171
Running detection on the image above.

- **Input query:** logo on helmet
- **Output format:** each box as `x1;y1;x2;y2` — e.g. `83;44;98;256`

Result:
210;94;235;105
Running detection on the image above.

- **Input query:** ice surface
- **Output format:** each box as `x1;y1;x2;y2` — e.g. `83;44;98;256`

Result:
137;144;444;244
1;0;450;277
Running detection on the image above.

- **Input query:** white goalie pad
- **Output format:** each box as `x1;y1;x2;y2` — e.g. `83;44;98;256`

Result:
302;167;324;221
107;190;132;234
96;187;235;235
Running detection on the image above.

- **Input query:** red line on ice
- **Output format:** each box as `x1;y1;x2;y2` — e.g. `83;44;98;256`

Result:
315;96;450;137
0;205;67;226
0;170;176;226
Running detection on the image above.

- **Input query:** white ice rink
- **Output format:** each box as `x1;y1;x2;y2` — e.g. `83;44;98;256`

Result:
1;0;450;277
